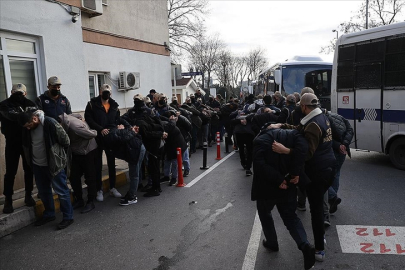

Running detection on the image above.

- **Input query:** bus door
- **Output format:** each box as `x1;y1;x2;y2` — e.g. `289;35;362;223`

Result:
353;62;383;152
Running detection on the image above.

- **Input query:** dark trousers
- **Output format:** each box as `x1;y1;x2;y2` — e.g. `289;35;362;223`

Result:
95;145;116;191
3;139;33;197
306;181;327;251
235;133;254;169
70;149;97;202
257;187;308;250
148;152;161;190
190;124;198;152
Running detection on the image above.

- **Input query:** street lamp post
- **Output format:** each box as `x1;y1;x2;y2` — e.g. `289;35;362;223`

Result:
332;29;339;40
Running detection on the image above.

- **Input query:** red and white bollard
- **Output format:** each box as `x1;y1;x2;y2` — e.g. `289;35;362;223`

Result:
176;147;185;187
216;132;222;160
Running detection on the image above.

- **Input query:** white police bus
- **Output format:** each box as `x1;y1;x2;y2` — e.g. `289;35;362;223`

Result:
331;22;405;170
271;56;333;110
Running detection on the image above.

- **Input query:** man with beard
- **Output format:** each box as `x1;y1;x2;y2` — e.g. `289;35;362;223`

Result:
36;76;72;120
0;84;37;213
85;84;125;201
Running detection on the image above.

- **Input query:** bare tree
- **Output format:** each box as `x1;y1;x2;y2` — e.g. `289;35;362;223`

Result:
189;35;225;90
214;50;232;87
168;0;209;59
246;48;268;83
321;0;405;54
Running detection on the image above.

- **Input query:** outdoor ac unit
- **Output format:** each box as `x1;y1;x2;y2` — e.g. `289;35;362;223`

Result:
119;72;140;91
81;0;103;16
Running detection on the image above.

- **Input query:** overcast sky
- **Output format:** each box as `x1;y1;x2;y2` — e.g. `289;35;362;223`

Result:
205;0;363;65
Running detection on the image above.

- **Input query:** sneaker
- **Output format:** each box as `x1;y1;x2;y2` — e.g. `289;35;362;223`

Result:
324;219;331;228
160;176;170;183
120;195;138;206
96;190;104;202
144;189;161;197
183;170;190;177
329;197;341;214
169;178;177;186
3;197;14;214
34;216;56;226
301;243;315;270
110;188;122;198
262;239;279;252
72;199;85;210
24;194;36;207
81;201;95;213
315;250;325;262
297;202;306;211
57;219;74;230
246;170;252;176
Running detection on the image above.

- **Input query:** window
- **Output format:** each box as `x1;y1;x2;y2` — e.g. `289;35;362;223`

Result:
0;32;43;101
88;73;106;99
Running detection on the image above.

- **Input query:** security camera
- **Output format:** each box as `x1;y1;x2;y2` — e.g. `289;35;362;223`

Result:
72;15;78;23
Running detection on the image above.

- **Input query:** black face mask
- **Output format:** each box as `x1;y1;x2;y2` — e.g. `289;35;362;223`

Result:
10;92;25;103
190;97;196;103
209;98;213;102
101;92;110;100
50;89;60;97
134;99;145;109
158;99;166;106
172;100;178;105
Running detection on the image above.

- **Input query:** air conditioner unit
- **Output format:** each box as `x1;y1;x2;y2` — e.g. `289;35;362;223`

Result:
81;0;103;16
119;72;140;91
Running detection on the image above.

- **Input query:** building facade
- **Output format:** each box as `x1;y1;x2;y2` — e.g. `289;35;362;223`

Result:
0;0;171;195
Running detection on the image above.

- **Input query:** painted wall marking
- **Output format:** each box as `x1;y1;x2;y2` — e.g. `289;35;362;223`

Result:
337;225;405;255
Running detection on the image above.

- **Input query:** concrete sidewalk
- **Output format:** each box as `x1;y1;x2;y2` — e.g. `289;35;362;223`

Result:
0;157;130;238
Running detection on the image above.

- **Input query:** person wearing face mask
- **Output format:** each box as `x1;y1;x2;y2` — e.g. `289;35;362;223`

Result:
0;84;37;213
36;76;72;120
85;84;125;201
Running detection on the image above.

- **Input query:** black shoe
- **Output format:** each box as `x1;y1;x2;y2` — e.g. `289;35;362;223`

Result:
58;219;74;230
262;239;279;252
81;201;95;213
3;197;14;214
297;202;306;211
241;163;246;170
301;243;315;270
329;197;342;214
144;189;161;197
25;193;36;207
160;176;170;183
183;170;190;177
246;170;252;176
169;178;177;186
119;195;137;206
34;216;56;226
140;184;152;192
72;199;85;210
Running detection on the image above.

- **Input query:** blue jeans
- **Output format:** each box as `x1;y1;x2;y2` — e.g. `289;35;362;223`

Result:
128;144;146;196
257;187;309;250
182;148;190;171
164;159;178;179
33;165;73;220
328;152;346;200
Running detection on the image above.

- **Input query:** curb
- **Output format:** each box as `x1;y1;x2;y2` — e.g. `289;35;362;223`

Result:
0;171;128;238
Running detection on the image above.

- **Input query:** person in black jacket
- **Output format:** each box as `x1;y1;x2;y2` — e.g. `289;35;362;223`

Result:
0;84;37;213
277;94;296;124
251;107;278;136
84;84;126;201
122;95;167;197
252;128;315;270
35;76;72;120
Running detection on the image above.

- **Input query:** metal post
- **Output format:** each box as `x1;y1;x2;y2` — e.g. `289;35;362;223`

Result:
366;0;369;29
200;142;209;170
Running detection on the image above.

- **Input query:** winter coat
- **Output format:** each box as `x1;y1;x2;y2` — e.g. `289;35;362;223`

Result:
0;95;36;140
122;108;164;156
35;91;72;120
325;111;354;158
84;96;128;140
22;114;70;176
231;112;255;136
176;115;192;143
277;104;296;124
102;128;142;164
251;113;278;135
181;103;202;128
252;128;308;201
162;121;187;160
59;113;97;155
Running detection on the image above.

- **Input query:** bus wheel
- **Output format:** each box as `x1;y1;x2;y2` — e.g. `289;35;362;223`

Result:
389;138;405;170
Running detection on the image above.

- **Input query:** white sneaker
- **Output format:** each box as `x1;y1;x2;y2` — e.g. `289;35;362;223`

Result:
315;250;325;262
96;190;104;202
110;188;122;198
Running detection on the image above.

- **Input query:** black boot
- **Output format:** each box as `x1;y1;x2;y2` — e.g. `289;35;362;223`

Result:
301;243;315;270
81;201;95;214
3;197;13;214
25;192;36;207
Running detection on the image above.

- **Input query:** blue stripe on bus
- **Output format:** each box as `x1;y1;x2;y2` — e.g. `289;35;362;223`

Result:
337;108;405;123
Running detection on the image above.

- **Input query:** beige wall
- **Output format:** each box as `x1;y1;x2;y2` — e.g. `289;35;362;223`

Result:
81;0;169;46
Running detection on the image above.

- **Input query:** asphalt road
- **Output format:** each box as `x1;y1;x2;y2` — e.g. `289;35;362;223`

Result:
0;146;404;270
